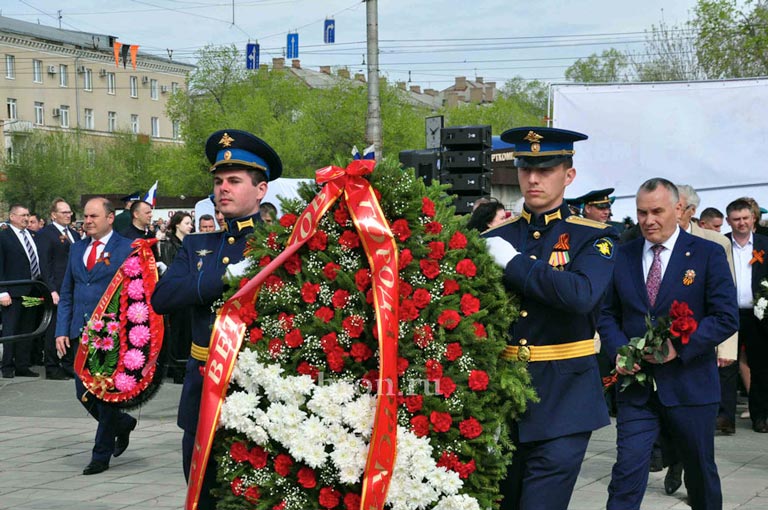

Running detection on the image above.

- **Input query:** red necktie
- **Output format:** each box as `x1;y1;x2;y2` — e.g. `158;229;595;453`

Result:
86;240;101;271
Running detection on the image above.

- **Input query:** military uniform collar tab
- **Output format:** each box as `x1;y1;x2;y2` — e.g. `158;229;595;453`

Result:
521;203;567;227
225;213;260;235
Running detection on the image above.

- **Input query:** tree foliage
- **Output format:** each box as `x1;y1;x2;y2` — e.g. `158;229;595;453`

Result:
565;49;631;83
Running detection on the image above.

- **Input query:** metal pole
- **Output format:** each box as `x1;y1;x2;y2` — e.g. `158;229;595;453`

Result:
365;0;382;159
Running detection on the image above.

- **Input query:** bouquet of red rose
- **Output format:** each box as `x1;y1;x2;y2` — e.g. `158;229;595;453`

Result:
611;300;697;392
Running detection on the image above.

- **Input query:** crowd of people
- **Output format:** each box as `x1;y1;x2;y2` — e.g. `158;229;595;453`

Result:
0;124;766;510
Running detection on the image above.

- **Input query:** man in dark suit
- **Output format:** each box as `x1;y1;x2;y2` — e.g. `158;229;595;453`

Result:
726;198;768;432
55;197;136;475
483;127;618;510
152;129;282;510
599;178;739;510
112;191;141;234
36;198;79;380
0;204;42;378
120;200;155;242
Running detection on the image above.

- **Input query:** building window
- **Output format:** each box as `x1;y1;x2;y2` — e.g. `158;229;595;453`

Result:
129;76;138;98
59;64;68;87
84;108;94;130
34;102;44;125
83;69;93;91
151;117;160;137
172;120;181;140
7;98;17;120
107;111;117;132
59;105;70;128
32;60;42;83
5;55;15;79
107;72;116;94
130;114;139;134
6;146;14;163
150;79;158;100
171;81;179;93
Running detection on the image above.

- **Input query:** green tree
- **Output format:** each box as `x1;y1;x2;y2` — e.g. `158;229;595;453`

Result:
565;49;632;83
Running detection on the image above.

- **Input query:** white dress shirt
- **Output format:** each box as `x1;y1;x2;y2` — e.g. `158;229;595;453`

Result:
732;233;754;309
83;231;113;267
642;226;681;282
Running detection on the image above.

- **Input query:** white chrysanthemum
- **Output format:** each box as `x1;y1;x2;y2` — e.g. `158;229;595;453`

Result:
341;393;376;436
432;494;481;510
755;297;767;321
426;467;462;495
330;434;367;483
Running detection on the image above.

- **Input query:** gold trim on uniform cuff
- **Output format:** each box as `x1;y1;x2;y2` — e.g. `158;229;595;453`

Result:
190;342;209;362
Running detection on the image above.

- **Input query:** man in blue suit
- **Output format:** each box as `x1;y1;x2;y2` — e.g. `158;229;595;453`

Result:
599;178;739;510
55;197;136;475
152;129;282;509
484;127;618;510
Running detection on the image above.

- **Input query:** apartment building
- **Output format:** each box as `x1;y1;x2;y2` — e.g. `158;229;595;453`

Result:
0;15;194;159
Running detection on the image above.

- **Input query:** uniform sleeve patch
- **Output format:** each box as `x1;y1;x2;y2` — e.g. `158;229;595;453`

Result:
594;237;614;259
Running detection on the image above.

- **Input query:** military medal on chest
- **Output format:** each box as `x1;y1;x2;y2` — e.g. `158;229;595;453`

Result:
548;233;570;270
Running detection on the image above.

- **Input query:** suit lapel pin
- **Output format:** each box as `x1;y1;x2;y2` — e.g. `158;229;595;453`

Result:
197;259;203;271
685;251;691;257
683;269;696;285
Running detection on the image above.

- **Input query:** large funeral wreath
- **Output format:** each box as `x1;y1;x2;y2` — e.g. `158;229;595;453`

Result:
212;158;535;510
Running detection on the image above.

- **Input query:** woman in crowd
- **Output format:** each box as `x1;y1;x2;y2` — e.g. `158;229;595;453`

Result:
467;199;507;231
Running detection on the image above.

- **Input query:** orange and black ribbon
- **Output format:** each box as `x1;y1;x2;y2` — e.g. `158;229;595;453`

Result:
751;249;765;265
187;159;399;510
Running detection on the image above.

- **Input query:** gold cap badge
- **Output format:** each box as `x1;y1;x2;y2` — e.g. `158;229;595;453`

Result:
219;132;234;147
523;131;543;143
224;150;232;160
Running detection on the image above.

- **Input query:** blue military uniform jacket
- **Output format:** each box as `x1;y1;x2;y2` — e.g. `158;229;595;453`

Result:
151;213;261;433
483;202;617;442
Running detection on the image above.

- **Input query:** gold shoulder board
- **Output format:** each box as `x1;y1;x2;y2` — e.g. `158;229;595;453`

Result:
565;216;609;229
483;215;520;233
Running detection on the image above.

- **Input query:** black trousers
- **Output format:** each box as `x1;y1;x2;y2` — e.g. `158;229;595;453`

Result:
741;309;768;423
1;298;36;374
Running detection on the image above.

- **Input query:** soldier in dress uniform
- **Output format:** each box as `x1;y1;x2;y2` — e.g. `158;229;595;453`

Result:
483;127;618;510
151;129;282;509
579;188;615;224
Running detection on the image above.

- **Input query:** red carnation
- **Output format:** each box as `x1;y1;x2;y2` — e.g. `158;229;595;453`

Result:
248;445;268;469
285;329;304;348
449;231;468;250
334;204;350;226
278;313;294;331
315;306;335;323
327;349;346;373
319;487;342;509
399;299;419;321
437;376;457;398
268;339;283;358
430;411;453;433
437;451;460;470
399;248;413;270
297;467;317;489
456;459;476;479
410;414;430;437
238;277;249;289
459;417;483;439
420;259;440;279
438;309;461;330
669;301;697;344
274;502;286;510
443;279;459;295
343;315;365;338
231;477;244;496
399;279;413;298
244;486;261;503
412;288;431;309
365;289;374;305
259;255;272;267
323;262;341;280
397;356;409;376
249;327;263;343
274;454;293;477
238;301;258;325
414;325;434;348
473;322;487;339
340;230;361;249
297;362;319;380
354;269;372;292
267;232;281;251
350;342;373;362
279;213;297;227
332;289;350;309
404;394;423;413
321;332;340;352
425;359;443;381
391;219;412;242
422;197;436;217
301;282;321;303
264;274;284;291
284;253;302;275
230;441;250;463
428;241;446;260
468;370;490;391
425;221;443;235
344;493;361;510
445;342;462;361
460;293;481;316
308;230;328;251
361;369;379;392
456;259;477;277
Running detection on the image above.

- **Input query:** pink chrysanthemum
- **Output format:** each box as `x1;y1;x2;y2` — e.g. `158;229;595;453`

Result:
81;333;89;345
91;319;105;331
106;321;120;335
114;372;137;392
126;302;149;324
129;325;151;347
127;278;145;300
122;257;142;277
92;336;103;350
123;348;146;370
99;336;115;351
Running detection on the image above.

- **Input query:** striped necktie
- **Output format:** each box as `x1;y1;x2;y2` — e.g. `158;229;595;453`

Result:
22;229;40;278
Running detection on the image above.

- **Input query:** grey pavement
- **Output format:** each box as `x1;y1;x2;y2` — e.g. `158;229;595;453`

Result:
2;376;767;509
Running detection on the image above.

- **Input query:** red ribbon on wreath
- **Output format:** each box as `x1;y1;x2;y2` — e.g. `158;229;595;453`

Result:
187;159;400;510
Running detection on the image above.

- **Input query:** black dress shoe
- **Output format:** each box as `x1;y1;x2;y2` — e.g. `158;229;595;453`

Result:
15;368;39;377
649;446;664;472
715;415;736;435
82;460;109;475
664;463;683;495
1;372;13;379
752;419;768;433
46;369;72;380
114;419;137;458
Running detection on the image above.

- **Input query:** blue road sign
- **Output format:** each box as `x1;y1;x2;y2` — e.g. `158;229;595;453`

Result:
324;19;335;44
286;33;299;59
246;43;259;70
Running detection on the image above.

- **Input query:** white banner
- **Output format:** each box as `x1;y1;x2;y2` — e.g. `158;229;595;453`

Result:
553;80;768;226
